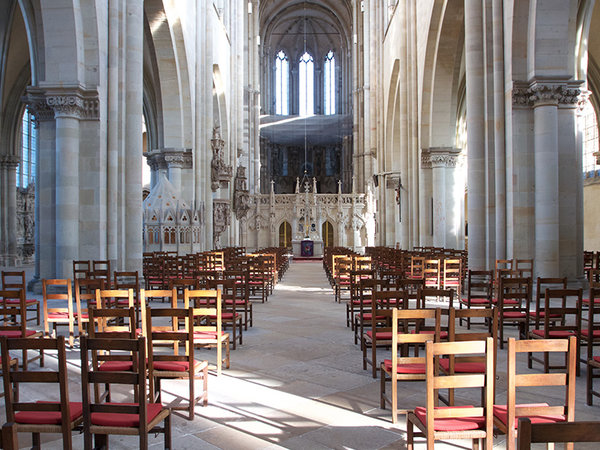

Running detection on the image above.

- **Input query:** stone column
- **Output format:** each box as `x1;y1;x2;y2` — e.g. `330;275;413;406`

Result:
465;0;486;269
47;95;82;278
4;156;19;263
420;150;433;247
125;0;143;273
164;148;193;194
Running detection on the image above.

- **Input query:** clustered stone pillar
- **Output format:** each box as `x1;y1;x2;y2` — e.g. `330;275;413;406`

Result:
465;0;486;269
47;95;81;278
0;155;19;265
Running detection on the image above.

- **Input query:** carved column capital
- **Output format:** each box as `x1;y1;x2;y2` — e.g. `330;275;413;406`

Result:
46;95;85;118
0;154;20;169
422;147;460;168
163;148;193;169
23;85;99;122
512;79;583;107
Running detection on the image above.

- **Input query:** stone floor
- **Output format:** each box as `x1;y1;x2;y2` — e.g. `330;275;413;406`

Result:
1;260;599;449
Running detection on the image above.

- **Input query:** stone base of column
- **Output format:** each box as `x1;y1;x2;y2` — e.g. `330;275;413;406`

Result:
27;276;42;295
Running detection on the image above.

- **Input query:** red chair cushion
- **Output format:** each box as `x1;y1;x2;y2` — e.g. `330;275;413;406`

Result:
91;403;163;427
493;404;566;428
359;313;385;321
413;330;449;339
583;298;600;304
152;361;189;372
0;330;38;338
493;299;518;305
194;331;227;340
502;311;526;318
4;299;38;305
383;359;426;374
594;356;600;363
414;406;485;431
529;311;561;318
99;361;134;371
439;358;485;373
531;330;575;338
366;330;393;340
48;312;71;319
15;402;83;425
460;298;491;305
581;329;600;338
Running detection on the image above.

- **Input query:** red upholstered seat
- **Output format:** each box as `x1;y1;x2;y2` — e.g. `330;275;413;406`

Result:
366;330;393;340
15;402;83;425
0;329;38;338
91;403;163;427
531;329;576;338
529;311;561;318
493;403;566;428
414;406;485;431
439;358;485;373
48;312;71;319
502;311;526;318
358;313;385;321
152;361;189;372
194;331;227;340
493;298;518;305
99;361;134;371
5;298;38;305
383;359;426;374
594;356;600;363
412;330;449;339
460;298;490;305
209;313;239;320
583;298;600;304
581;329;600;338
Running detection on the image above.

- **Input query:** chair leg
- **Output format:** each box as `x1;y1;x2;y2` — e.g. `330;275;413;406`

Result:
2;423;17;450
164;413;172;449
380;368;386;409
588;363;593;405
407;418;414;450
32;432;40;449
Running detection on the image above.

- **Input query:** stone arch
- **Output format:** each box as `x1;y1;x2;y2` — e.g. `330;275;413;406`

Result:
144;0;193;149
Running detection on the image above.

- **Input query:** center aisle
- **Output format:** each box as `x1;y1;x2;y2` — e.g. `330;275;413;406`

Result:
190;260;406;449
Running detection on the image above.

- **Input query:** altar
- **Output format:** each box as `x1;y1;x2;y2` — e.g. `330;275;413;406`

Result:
292;239;323;257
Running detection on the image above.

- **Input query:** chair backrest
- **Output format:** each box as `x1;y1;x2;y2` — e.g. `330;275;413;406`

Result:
534;277;567;326
467;270;493;302
0;336;77;444
42;278;74;334
169;278;198;307
536;289;582;338
498;277;532;312
185;289;223;373
586;288;600;361
373;289;407;310
410;256;425;279
0;289;27;337
494;259;514;281
1;271;26;290
95;288;134;309
515;259;533;278
423;259;441;288
423;338;494;442
418;287;454;308
141;288;177;307
443;259;462;291
503;336;577;444
114;271;140;302
90;260;111;288
74;278;104;329
146;307;194;365
516;418;600;449
72;260;91;280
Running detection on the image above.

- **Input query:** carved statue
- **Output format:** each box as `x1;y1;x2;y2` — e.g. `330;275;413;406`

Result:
211;126;233;192
233;166;250;220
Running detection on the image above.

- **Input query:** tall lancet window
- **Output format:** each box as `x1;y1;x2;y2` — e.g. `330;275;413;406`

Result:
17;109;36;188
324;50;336;115
275;50;289;115
299;52;314;116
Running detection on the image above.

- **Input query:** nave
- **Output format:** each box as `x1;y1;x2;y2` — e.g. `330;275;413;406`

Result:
1;260;599;449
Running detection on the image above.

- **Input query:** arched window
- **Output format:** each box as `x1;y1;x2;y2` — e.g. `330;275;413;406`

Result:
275;50;289;115
324;50;336;115
299;52;314;116
17;109;36;188
583;100;599;174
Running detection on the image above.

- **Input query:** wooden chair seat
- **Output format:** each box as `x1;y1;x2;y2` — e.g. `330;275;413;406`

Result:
459;297;490;305
90;402;165;427
98;360;134;371
0;329;38;337
382;360;426;374
530;329;576;338
493;403;566;428
14;401;83;425
413;406;486;432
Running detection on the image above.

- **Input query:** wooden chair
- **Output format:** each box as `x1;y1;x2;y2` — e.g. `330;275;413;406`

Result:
0;289;43;369
80;335;171;449
493;336;577;450
347;269;375;329
409;256;425;280
224;269;253;330
497;277;532;349
95;288;144;333
527;288;582;375
1;271;40;325
114;270;140;307
42;278;76;347
333;256;353;303
146;307;208;420
515;259;533;279
439;308;498;406
74;278;105;336
442;258;462;298
585;287;600;404
516;418;600;449
170;278;199;307
89;260;111;288
185;289;230;374
88;306;137;402
406;337;495;450
73;260;91;280
0;336;82;450
352;279;388;344
459;270;493;329
0;355;18;400
207;279;243;350
530;277;567;329
423;259;441;289
379;308;441;423
397;278;425;308
141;288;177;307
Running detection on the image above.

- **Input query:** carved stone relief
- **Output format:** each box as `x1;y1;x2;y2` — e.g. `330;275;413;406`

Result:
213;199;231;248
211;126;233;191
233;166;250;220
